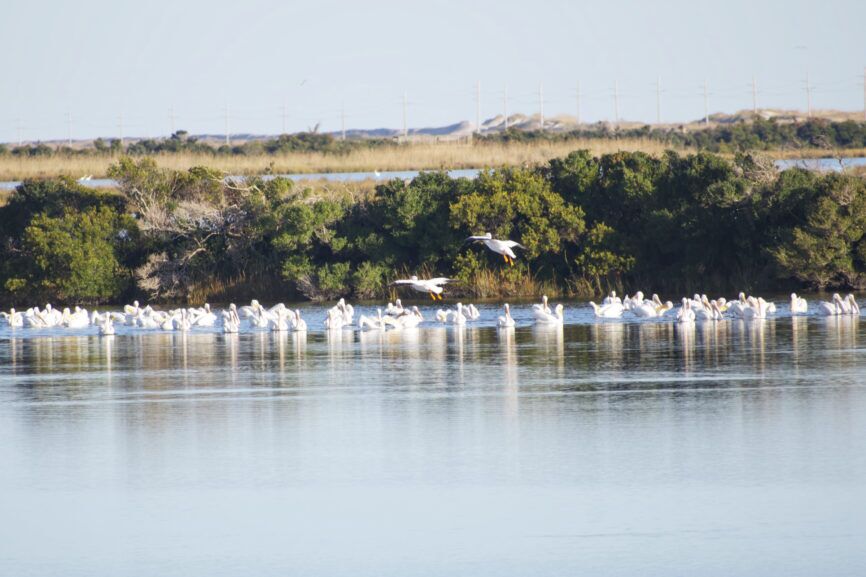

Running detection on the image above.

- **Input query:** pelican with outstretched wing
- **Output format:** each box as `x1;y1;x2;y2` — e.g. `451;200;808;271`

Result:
390;276;457;301
464;232;525;265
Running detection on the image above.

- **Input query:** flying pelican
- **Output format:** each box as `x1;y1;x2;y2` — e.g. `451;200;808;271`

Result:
464;232;526;266
391;276;457;300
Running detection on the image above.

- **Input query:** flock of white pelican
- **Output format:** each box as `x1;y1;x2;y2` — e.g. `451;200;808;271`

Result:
588;291;859;322
0;289;860;337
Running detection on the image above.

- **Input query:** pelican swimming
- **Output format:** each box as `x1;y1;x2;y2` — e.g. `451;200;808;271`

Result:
291;309;307;332
359;309;387;330
391;276;457;300
464;232;526;266
676;298;696;324
396;306;424;328
497;303;515;327
221;306;241;333
590;300;624;318
790;293;808;314
534;303;564;324
532;295;552;315
98;315;115;336
0;308;23;328
817;294;844;316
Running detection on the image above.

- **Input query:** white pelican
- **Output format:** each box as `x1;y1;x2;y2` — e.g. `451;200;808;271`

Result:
590;301;624;318
532;295;552;315
385;299;404;316
464;232;526;265
62;307;90;329
0;308;23;328
817;294;844;316
270;308;291;332
449;303;467;325
464;303;481;321
676;298;696;324
632;300;673;318
291;309;307;332
98;315;115;336
497;303;515;327
391;276;457;301
324;307;345;330
841;294;860;316
191;304;217;327
359;309;387;330
396;306;424;328
222;307;241;333
603;291;623;305
790;293;808;314
534;303;564;324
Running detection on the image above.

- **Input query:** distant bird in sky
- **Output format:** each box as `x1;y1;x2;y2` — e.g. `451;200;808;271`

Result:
464;232;525;265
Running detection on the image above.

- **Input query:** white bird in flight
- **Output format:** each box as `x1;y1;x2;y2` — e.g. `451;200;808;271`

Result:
464;232;526;266
391;276;457;301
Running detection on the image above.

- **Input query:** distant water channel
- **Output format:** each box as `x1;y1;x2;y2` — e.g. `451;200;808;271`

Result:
1;301;864;576
2;159;865;190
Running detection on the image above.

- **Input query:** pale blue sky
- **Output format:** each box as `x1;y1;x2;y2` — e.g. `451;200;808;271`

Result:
1;0;865;142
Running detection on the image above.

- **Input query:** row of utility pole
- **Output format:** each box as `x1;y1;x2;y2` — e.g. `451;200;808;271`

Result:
11;70;866;145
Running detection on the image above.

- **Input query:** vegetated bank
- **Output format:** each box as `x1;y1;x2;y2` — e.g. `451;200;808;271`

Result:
4;116;866;181
1;149;865;307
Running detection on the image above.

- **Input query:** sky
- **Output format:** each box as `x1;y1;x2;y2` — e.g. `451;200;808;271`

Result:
1;0;865;143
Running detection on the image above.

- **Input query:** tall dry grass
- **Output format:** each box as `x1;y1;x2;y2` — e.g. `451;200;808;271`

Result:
0;138;686;181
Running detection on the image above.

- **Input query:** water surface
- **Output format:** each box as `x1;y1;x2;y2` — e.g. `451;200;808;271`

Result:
1;305;865;576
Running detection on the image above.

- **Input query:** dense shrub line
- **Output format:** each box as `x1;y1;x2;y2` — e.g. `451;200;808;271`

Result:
2;150;865;305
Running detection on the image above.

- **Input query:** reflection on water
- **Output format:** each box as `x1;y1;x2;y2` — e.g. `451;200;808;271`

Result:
1;318;865;577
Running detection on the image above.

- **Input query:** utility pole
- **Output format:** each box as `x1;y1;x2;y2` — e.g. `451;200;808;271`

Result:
752;76;758;115
576;80;582;125
613;80;620;126
539;82;544;131
169;105;176;135
703;79;709;125
805;72;813;118
475;80;482;134
224;103;230;147
656;76;662;124
503;84;509;130
402;91;408;138
341;102;346;141
66;110;72;147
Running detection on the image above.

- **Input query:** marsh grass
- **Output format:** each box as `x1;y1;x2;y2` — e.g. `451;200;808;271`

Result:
0;138;685;181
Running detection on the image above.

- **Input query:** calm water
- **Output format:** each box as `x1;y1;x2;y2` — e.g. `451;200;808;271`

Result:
1;302;865;576
1;158;864;190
